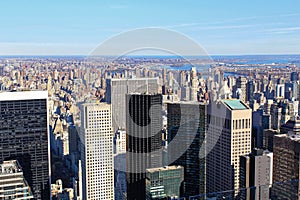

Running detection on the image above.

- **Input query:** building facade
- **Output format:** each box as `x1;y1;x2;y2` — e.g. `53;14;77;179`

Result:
126;93;163;200
207;99;252;198
0;91;50;199
236;77;247;102
105;78;159;131
239;149;273;200
80;103;114;199
272;119;300;199
167;102;207;197
146;166;184;200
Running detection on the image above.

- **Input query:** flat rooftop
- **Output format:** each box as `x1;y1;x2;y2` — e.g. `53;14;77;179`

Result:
0;90;48;101
223;99;248;110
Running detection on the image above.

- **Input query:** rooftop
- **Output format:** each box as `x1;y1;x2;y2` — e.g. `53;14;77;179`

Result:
223;99;248;110
275;132;300;142
252;148;272;156
0;90;48;101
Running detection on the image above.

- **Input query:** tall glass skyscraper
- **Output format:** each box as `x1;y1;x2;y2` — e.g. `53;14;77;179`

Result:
126;93;163;200
0;91;50;199
167;102;207;197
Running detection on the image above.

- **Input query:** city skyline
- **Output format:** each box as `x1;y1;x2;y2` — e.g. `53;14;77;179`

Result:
1;1;300;199
0;1;300;55
1;54;300;199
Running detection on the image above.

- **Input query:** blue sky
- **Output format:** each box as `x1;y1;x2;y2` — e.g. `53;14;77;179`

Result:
0;0;300;55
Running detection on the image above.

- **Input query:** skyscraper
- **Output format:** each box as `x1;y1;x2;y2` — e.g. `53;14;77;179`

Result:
167;101;207;197
270;103;282;130
207;99;252;198
239;149;273;200
272;117;300;199
275;83;285;99
291;72;299;82
0;91;50;199
80;103;114;200
246;80;255;103
105;78;159;131
236;77;247;103
284;82;298;101
190;67;199;101
252;109;271;148
126;93;163;200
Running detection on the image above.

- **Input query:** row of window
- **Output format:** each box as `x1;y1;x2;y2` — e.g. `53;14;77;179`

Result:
233;119;251;130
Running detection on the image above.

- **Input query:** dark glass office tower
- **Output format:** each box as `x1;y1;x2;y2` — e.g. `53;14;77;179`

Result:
126;93;163;200
167;102;207;198
0;91;50;200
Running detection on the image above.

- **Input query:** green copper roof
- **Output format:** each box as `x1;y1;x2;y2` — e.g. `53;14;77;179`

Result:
223;99;247;110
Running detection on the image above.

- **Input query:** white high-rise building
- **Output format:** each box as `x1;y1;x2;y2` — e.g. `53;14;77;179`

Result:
80;103;114;200
207;99;252;198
